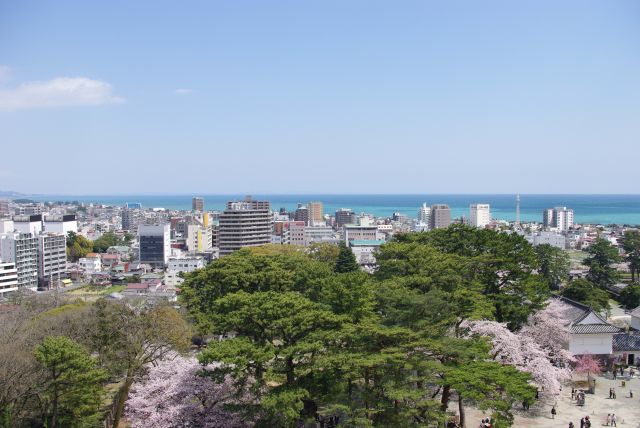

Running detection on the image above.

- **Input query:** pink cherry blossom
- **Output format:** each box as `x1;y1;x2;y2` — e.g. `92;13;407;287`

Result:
125;353;245;428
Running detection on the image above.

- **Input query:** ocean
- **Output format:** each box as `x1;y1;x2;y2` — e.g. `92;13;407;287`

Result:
25;194;640;225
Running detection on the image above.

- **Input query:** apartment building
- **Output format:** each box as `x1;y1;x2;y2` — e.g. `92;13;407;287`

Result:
430;204;452;229
470;204;491;228
37;232;67;289
219;198;272;256
0;261;18;295
0;232;38;290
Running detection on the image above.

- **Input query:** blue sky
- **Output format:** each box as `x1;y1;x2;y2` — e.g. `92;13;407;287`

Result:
1;1;639;195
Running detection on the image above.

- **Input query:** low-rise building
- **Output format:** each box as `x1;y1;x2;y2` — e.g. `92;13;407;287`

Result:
79;253;102;274
349;239;384;265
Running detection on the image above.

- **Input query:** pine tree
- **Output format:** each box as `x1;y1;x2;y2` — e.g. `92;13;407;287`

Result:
334;243;359;273
34;336;107;428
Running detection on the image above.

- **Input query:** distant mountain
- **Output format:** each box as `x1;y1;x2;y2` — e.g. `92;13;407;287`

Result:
0;190;26;197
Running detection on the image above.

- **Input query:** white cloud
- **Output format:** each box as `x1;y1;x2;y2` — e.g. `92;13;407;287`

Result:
0;77;124;112
174;88;193;95
0;65;11;83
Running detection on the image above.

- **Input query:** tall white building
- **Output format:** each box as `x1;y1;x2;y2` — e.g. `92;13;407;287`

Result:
469;204;491;228
37;232;67;289
0;232;38;290
543;207;574;231
138;224;171;269
417;203;430;227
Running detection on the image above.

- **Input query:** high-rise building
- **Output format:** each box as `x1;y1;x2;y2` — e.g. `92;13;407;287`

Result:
294;206;309;225
543;209;555;228
138;224;171;269
335;208;356;228
0;261;18;295
308;202;324;224
470;204;491;228
430;204;451;229
121;206;140;231
192;197;204;212
0;232;38;290
219;198;271;256
543;207;574;231
37;232;67;289
418;203;430;226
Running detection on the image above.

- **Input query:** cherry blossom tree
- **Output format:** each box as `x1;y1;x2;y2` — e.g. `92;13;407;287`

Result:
574;354;603;385
519;299;575;368
462;299;574;395
125;353;244;428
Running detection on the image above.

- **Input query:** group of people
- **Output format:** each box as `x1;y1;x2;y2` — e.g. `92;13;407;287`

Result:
571;388;586;406
608;387;617;399
570;415;591;428
605;413;618;426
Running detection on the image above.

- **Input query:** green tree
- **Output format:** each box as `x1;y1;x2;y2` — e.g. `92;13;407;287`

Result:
34;336;106;428
334;243;359;273
584;238;621;288
92;232;120;253
180;247;334;332
560;278;610;312
377;226;547;329
199;291;345;426
622;230;640;283
307;242;340;265
535;244;571;289
66;231;93;262
180;236;548;427
619;284;640;310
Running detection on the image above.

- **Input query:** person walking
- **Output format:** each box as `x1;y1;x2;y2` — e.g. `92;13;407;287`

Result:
551;406;556;419
580;417;585;428
606;414;611;426
569;422;574;428
611;414;617;427
613;388;617;399
585;415;591;428
609;388;613;399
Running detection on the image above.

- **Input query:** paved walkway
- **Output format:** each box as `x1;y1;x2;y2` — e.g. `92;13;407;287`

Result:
466;373;640;427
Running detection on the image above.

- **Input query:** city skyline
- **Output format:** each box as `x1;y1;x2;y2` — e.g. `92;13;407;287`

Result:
2;1;640;194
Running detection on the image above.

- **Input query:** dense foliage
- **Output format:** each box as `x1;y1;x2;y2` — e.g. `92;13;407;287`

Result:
584;238;621;289
534;244;570;289
66;231;94;261
0;298;190;428
181;227;553;427
622;230;640;283
560;278;610;312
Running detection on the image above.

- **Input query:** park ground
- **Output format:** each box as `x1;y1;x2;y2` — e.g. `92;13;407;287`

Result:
467;372;640;427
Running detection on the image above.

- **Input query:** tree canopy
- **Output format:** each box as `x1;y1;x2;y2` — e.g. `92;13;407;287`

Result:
181;226;548;427
622;230;640;283
584;238;621;289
